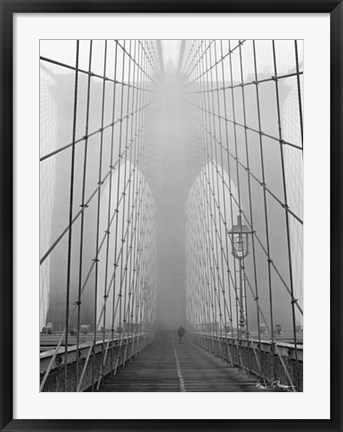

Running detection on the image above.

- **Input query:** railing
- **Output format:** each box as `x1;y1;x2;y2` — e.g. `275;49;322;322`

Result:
40;332;152;392
195;332;303;391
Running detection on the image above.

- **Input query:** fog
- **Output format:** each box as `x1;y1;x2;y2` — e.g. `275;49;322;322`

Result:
40;40;303;336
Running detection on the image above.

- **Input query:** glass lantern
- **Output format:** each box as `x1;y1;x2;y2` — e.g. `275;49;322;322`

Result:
228;215;251;260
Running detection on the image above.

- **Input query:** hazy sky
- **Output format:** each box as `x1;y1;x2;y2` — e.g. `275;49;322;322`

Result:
41;39;303;82
40;39;303;331
161;40;181;66
40;40;181;70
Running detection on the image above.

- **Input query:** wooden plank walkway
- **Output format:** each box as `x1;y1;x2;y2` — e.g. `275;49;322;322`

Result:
99;330;268;392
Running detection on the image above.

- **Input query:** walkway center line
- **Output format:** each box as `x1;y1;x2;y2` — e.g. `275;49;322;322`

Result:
171;333;186;392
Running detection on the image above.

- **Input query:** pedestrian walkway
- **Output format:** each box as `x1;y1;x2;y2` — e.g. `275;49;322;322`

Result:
99;330;267;392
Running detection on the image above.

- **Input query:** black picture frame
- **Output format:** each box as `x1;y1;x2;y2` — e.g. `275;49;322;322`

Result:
1;1;342;431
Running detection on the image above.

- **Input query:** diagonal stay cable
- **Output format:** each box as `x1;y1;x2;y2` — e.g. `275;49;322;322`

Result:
39;124;149;265
40;101;155;162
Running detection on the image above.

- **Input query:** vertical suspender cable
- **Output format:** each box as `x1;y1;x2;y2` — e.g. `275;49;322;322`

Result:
64;40;80;392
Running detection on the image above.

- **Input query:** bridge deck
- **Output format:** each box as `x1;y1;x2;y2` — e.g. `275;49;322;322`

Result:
99;331;267;392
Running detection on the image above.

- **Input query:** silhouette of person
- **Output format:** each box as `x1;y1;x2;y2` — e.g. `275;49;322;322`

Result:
177;326;185;344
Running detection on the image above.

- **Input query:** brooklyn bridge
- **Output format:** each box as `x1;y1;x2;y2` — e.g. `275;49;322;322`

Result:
39;39;303;392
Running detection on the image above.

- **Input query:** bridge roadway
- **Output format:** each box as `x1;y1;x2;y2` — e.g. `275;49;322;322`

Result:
99;330;267;392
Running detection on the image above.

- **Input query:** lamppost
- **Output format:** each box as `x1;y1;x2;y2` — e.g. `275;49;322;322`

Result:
229;214;252;338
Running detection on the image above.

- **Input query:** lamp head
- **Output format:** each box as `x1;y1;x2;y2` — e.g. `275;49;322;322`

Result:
229;215;251;260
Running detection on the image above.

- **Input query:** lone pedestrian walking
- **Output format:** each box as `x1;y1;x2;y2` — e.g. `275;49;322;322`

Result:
177;326;185;344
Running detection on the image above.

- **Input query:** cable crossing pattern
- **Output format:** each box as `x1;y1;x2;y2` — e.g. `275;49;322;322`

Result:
40;40;160;392
40;39;303;392
182;40;303;390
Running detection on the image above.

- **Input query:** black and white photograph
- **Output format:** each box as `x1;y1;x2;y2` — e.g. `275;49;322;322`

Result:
39;39;304;393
